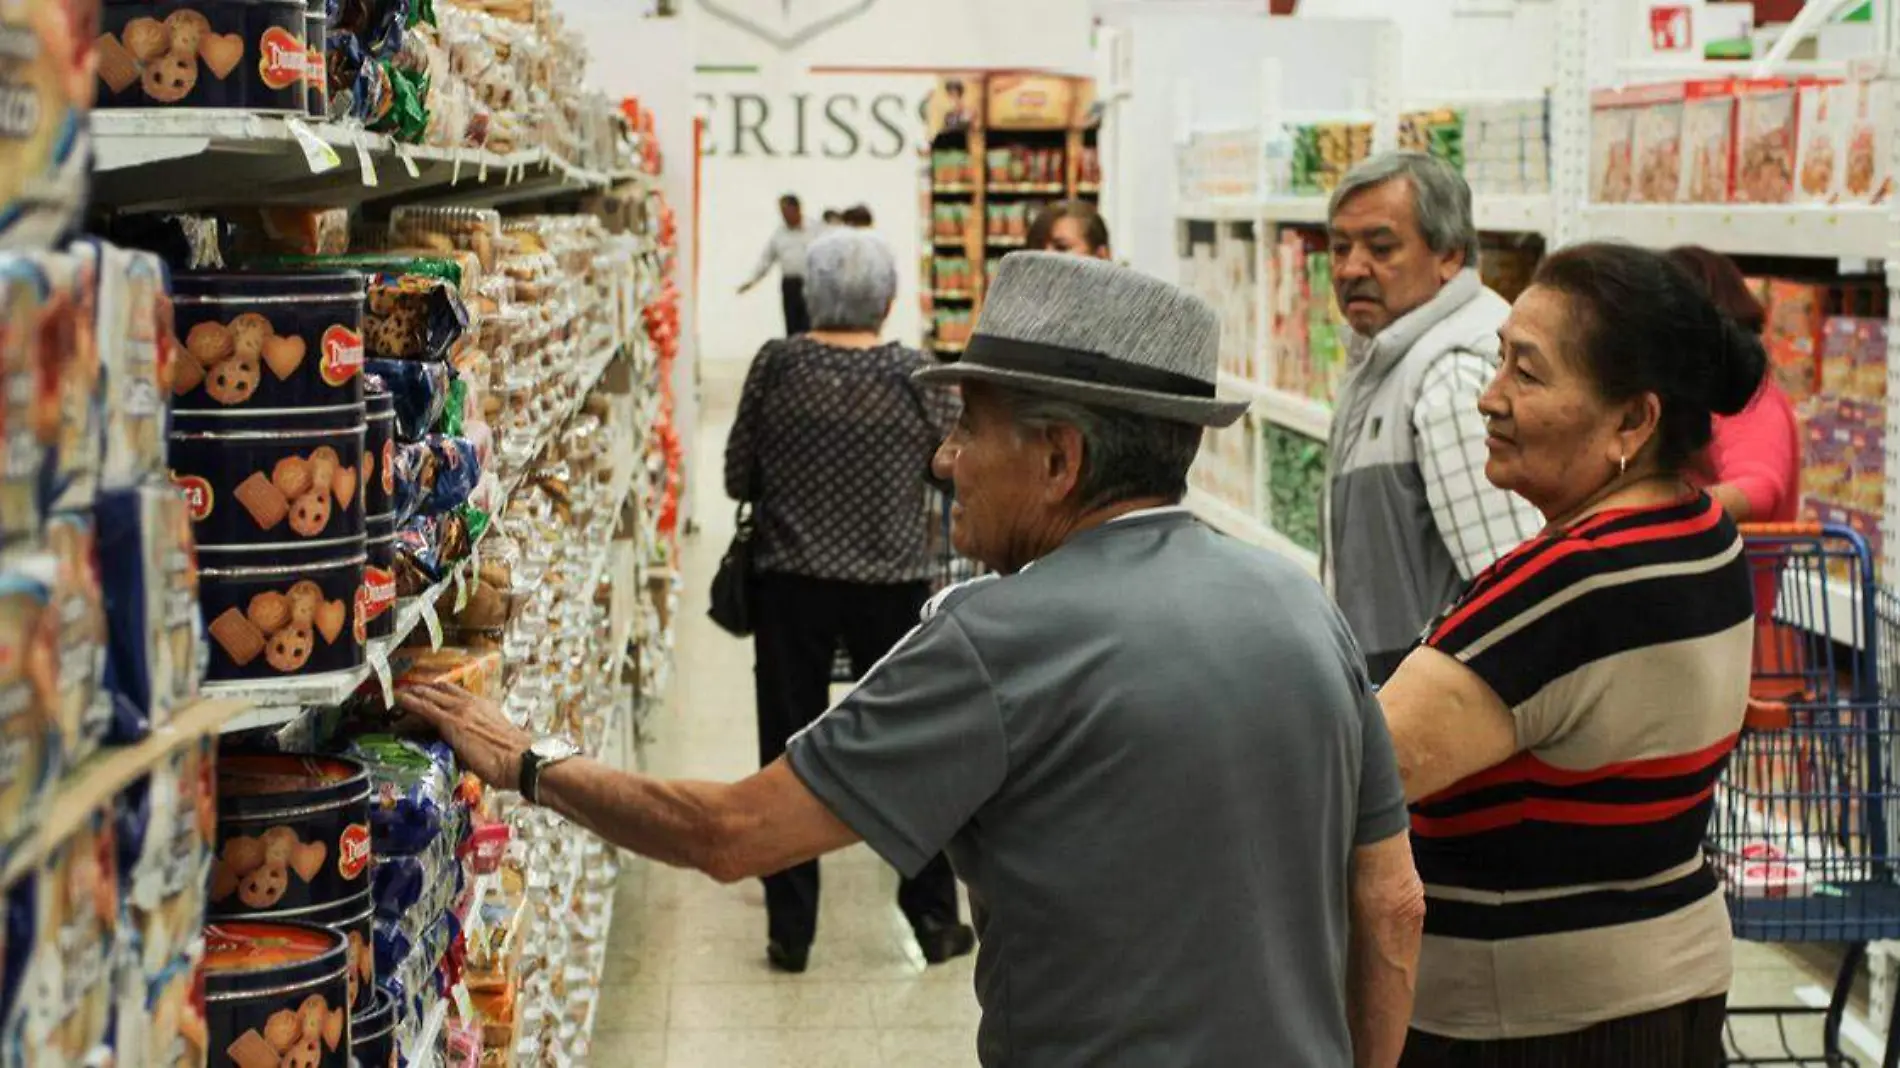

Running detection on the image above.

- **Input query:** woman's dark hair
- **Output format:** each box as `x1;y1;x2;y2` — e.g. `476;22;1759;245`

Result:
841;204;873;227
1026;200;1110;254
1531;243;1767;473
1663;245;1766;334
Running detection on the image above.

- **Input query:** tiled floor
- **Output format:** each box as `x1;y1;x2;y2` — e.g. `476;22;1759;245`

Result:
591;358;1875;1067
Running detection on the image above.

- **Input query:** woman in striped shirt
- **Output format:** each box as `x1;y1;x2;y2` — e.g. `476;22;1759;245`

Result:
1377;244;1765;1067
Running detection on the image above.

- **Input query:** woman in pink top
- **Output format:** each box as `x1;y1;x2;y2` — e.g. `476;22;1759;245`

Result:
1667;247;1801;678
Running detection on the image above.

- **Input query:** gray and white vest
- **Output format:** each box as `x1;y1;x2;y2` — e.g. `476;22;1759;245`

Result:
1321;270;1510;684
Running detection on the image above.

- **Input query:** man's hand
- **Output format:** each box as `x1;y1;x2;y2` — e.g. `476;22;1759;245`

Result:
394;681;533;791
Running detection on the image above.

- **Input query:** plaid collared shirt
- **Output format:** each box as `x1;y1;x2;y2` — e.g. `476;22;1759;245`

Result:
1412;351;1543;581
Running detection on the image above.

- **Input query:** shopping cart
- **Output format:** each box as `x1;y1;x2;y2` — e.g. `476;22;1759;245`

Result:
828;486;979;683
1713;523;1900;1067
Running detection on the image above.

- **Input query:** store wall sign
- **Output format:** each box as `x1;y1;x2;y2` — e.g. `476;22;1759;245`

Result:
696;0;879;52
694;89;929;158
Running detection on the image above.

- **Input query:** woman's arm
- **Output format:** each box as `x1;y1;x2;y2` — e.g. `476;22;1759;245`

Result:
1706;384;1798;522
1376;646;1519;802
724;346;776;501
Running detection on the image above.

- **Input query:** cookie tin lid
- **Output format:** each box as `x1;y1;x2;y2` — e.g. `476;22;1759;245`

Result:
196;551;368;578
216;753;371;820
172;271;367;303
352;989;397;1043
204;920;348;997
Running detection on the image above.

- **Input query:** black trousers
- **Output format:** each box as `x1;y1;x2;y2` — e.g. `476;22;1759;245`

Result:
1399;996;1725;1068
781;277;810;336
752;572;960;950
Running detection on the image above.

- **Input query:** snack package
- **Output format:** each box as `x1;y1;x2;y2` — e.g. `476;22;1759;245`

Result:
45;246;105;515
1735;79;1798;203
95;483;204;740
1;255;54;549
228;207;354;258
0;563;60;873
364;357;452;441
0;874;39;1061
1820;316;1860;395
45;513;110;772
0;0;92;251
1839;77;1895;204
98;247;171;489
1590;89;1638;203
25;808;119;1067
1853;317;1888;402
1678;80;1736;203
346;733;457;855
367;270;471;361
1763;280;1827;403
1795;81;1843;203
1628;84;1684;203
118;735;215;975
392;435;482;523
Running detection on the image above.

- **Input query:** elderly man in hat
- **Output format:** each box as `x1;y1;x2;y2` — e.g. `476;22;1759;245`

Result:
397;254;1423;1068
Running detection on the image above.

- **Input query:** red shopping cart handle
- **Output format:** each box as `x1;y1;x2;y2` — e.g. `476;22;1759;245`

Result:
1737;522;1825;537
1743;699;1791;731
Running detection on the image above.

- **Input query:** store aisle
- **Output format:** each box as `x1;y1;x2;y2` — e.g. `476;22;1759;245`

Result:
591;359;982;1068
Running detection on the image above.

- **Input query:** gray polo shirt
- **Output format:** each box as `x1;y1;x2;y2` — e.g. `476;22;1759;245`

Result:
787;508;1408;1068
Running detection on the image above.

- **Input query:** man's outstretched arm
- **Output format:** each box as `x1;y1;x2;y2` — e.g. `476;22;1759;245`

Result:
396;682;859;882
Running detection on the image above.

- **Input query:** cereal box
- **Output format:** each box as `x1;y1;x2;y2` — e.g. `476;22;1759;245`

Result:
1590;89;1639;203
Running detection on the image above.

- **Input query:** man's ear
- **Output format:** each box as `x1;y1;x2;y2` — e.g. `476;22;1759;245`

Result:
1438;247;1465;284
1042;424;1086;504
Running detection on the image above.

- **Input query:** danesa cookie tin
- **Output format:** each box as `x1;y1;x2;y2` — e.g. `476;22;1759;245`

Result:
212;889;373;1015
362;385;395;521
362;515;394;642
98;0;310;113
198;553;366;683
169;272;365;419
170;423;367;558
204;920;350;1068
303;1;324;118
349;989;395;1068
211;754;371;923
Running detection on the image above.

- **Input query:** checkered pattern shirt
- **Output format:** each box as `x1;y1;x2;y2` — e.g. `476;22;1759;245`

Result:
1412;352;1543;580
726;337;959;585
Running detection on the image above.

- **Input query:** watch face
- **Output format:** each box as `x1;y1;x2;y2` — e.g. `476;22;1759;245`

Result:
531;738;579;760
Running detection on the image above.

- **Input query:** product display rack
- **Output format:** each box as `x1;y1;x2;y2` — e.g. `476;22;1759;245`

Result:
921;72;1103;358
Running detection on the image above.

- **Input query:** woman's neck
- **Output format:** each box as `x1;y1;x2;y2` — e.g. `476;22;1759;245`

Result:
1541;470;1689;533
805;329;884;349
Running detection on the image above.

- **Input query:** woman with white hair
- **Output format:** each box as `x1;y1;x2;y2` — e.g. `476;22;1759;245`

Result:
722;228;971;974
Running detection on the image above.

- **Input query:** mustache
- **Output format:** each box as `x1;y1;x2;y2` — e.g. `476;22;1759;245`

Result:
1339;282;1382;303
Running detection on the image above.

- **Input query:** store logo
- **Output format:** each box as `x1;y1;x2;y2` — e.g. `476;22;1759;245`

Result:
696;0;878;52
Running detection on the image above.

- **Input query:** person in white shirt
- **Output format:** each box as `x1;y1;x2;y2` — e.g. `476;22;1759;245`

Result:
739;194;817;336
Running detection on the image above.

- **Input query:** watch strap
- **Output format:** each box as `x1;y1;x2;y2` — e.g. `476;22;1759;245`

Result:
519;747;546;804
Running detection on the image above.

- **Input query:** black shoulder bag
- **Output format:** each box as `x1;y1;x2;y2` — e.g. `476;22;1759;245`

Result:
708;354;779;637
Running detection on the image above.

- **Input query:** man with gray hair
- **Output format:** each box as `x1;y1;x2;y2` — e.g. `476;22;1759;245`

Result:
395;253;1423;1068
1324;151;1541;685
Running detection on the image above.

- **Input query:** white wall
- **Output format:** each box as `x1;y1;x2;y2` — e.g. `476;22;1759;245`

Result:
1297;0;1559;101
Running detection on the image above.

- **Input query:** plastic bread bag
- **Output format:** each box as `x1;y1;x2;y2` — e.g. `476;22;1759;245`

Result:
97;248;170;491
366;268;470;362
46;244;105;515
345;733;455;855
115;736;216;976
95;483;205;741
45;513;110;771
0;562;61;873
391;435;482;523
364;357;452;443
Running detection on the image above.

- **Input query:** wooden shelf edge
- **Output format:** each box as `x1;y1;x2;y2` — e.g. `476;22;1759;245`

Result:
3;695;252;885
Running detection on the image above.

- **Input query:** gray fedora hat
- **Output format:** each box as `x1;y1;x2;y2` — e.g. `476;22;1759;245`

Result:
915;253;1248;428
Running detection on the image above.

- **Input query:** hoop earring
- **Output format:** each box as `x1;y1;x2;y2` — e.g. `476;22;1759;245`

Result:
1618;453;1628;476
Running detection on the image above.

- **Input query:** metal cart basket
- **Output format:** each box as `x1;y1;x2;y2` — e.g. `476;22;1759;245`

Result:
829;486;979;683
1715;523;1900;1067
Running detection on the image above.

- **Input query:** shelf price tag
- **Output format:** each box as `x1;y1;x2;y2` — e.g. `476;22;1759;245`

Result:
478;153;490;183
451;982;476;1021
284;117;342;174
398;147;421;179
355;135;379;188
370;648;394;708
451;148;464;185
420;598;444;650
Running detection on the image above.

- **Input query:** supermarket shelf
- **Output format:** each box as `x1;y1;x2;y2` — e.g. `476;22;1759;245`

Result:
933;184;975;195
1175;198;1273;223
987;237;1028;248
1580;204;1892;260
933;291;975;301
1778;568;1869;652
406;998;450;1063
930;341;967;355
210;338;624;730
1;697;252;885
1220;374;1334;440
1186;489;1321;578
1078;184;1101;195
1473;194;1552;235
933;239;968;249
88;110;642;211
1181;194;1550;233
988;183;1066;195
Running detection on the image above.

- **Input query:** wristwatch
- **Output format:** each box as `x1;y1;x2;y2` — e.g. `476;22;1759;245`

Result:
518;737;581;805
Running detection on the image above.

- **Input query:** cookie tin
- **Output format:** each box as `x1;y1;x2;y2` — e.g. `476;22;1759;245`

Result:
349;989;395;1068
169;423;367;556
363;385;395;521
303;1;325;118
97;0;310;113
204;920;350;1068
213;888;373;1015
169;272;365;419
197;552;367;683
211;754;371;924
363;516;394;642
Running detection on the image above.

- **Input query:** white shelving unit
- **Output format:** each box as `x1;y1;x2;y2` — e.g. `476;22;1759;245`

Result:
1583;204;1895;260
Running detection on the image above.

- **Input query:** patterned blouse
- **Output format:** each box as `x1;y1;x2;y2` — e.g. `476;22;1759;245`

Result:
725;337;959;585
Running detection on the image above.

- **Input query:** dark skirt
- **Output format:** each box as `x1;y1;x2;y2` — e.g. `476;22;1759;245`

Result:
1400;996;1726;1068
